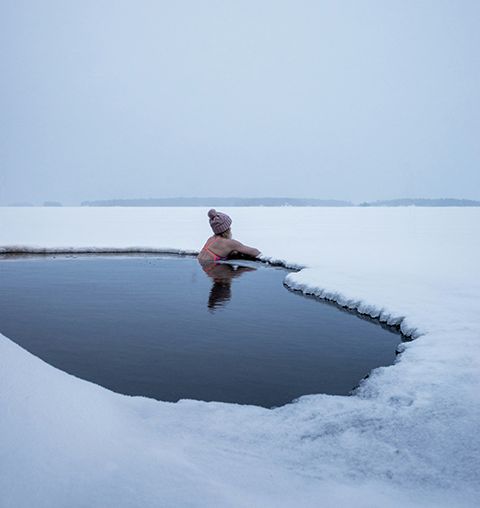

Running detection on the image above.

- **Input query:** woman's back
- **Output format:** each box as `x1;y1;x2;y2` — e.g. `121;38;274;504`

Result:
198;236;231;262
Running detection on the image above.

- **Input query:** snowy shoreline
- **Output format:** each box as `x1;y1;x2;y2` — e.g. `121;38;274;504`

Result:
1;207;479;507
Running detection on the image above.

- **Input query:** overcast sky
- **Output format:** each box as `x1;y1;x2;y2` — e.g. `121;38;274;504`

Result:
1;0;479;205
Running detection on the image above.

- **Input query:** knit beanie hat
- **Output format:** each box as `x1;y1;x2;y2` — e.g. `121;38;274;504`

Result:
208;209;232;234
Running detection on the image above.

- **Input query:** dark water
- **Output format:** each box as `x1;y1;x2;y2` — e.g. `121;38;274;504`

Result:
0;255;403;407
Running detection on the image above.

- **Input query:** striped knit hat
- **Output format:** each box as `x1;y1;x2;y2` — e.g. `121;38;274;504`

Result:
208;209;232;234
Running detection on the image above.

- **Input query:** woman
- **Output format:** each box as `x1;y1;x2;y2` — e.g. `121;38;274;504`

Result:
198;209;260;263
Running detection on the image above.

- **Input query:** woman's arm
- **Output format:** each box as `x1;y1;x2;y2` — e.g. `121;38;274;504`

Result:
226;239;260;258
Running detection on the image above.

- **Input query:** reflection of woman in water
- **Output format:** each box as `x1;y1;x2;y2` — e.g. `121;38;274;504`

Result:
197;209;260;263
202;263;257;310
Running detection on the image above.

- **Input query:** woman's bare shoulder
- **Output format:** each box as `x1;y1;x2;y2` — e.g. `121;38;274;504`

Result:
222;238;243;249
225;239;260;257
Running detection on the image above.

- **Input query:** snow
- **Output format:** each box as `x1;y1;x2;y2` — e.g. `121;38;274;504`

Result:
1;206;479;507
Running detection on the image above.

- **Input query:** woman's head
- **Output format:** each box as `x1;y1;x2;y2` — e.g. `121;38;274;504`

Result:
208;209;232;236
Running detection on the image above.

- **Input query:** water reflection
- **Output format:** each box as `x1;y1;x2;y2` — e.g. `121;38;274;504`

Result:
199;260;257;311
0;255;404;406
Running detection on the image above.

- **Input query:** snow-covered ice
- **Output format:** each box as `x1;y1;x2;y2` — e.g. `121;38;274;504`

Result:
1;206;479;507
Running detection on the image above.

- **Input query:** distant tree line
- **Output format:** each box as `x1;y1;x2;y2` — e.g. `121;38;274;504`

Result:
358;198;480;207
80;197;480;207
80;197;353;207
4;197;480;207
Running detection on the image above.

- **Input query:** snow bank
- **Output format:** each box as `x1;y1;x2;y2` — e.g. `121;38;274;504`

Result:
1;207;479;507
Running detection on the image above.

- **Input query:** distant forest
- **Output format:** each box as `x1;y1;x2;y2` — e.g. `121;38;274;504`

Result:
358;198;480;207
80;197;480;207
80;198;353;207
6;197;480;207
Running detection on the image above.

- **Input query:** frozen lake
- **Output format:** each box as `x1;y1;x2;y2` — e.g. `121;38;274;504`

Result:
0;254;403;407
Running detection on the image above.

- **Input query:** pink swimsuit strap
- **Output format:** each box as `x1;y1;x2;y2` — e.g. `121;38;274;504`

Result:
203;237;226;261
